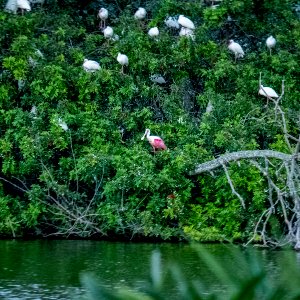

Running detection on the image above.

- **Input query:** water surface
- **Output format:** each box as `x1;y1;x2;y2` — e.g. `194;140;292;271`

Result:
0;240;298;299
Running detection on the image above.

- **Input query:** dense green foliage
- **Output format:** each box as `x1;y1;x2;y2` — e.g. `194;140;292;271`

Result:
0;0;299;242
81;246;300;299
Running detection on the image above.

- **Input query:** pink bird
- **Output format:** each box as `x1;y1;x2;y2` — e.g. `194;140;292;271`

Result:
141;128;167;152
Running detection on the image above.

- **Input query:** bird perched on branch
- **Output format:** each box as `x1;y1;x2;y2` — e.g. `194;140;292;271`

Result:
179;27;195;40
83;59;100;72
228;39;244;62
164;16;180;29
259;85;279;99
117;53;128;74
98;8;108;29
103;26;114;39
148;27;159;38
178;15;195;30
150;74;166;84
141;129;167;152
266;36;276;55
134;7;146;20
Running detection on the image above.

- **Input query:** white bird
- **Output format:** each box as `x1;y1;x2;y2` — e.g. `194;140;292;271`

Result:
150;74;166;84
164;16;180;29
205;101;213;114
83;58;100;72
5;0;18;13
58;118;68;131
228;39;244;61
134;7;146;20
98;8;108;29
179;27;195;40
17;0;31;14
117;53;128;74
103;26;114;39
178;15;195;30
259;85;279;99
266;36;276;55
148;27;159;38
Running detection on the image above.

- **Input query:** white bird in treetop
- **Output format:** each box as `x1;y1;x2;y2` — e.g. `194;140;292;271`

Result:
259;85;279;99
178;15;195;30
266;35;276;55
58;118;68;131
117;53;128;74
98;8;108;29
150;74;166;84
164;16;180;29
148;27;159;38
5;0;31;14
141;129;167;152
17;0;31;14
103;26;114;39
179;27;195;40
5;0;18;13
83;59;100;72
228;39;244;62
134;7;146;20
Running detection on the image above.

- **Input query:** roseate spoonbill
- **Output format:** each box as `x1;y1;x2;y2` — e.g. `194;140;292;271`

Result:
164;16;180;29
98;8;108;29
148;27;159;38
266;36;276;55
150;74;166;84
134;7;146;20
103;26;113;39
178;15;195;30
141;129;167;152
117;53;128;74
228;39;244;62
83;59;100;72
179;27;195;40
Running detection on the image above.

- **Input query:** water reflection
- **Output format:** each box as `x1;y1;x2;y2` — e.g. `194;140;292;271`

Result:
0;240;297;299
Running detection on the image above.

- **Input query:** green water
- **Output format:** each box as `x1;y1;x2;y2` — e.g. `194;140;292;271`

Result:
0;240;297;299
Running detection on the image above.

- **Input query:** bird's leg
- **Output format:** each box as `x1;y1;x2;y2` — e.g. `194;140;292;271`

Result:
121;65;124;74
104;20;106;29
152;146;156;153
21;8;24;16
269;48;272;56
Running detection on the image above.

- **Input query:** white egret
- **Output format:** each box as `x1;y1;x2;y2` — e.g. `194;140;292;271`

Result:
205;101;213;114
17;0;31;14
178;15;195;30
266;36;276;55
103;26;114;39
148;27;159;38
58;118;68;131
5;0;18;13
134;7;146;20
164;16;180;29
117;53;128;74
179;27;195;40
98;8;108;29
228;39;244;62
150;74;166;84
83;59;100;72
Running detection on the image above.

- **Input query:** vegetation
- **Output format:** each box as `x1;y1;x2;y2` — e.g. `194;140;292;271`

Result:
81;246;300;299
0;0;300;247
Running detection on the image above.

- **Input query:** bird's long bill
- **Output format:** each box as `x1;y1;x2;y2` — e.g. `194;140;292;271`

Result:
141;133;146;140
